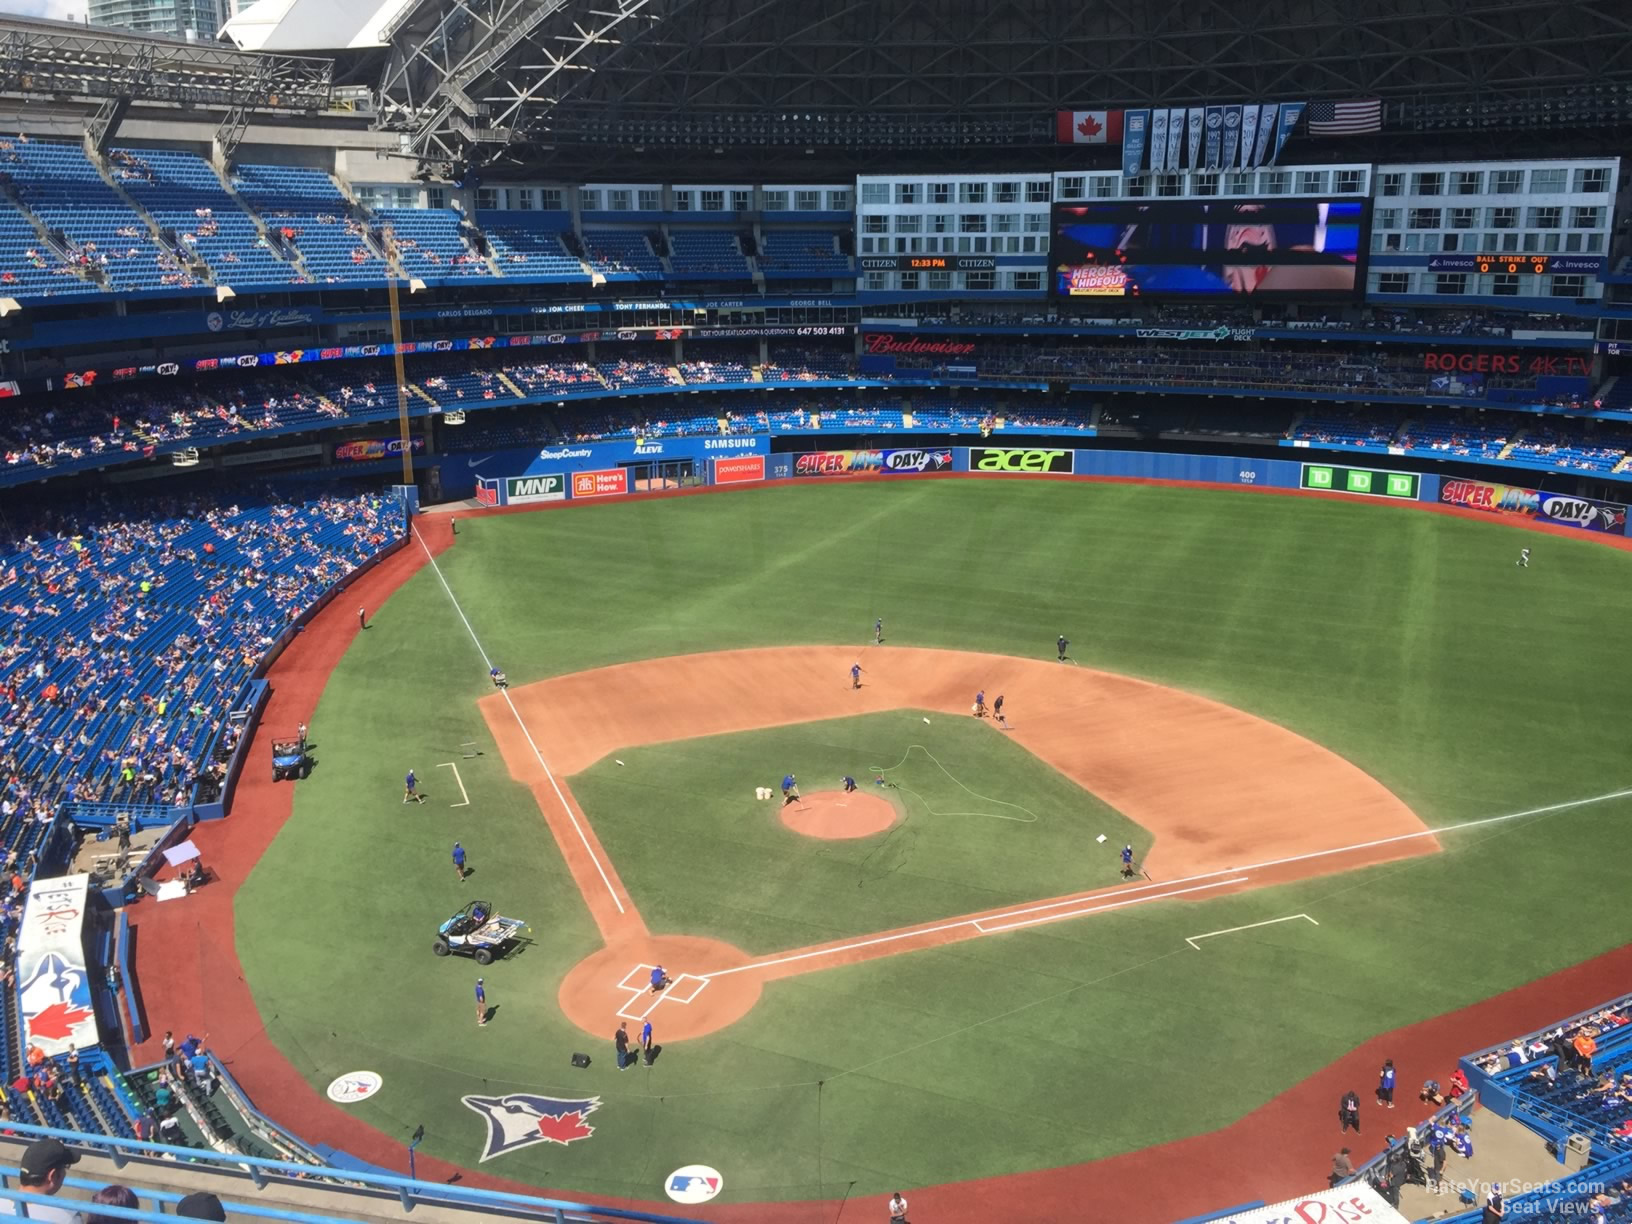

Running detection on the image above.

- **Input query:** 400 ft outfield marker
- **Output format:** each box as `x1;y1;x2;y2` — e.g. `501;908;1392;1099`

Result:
665;1164;724;1204
326;1071;382;1104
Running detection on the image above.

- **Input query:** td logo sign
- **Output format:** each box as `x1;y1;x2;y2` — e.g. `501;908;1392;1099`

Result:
969;447;1075;474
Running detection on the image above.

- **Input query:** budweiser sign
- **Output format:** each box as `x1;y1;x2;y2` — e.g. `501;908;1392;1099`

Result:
862;334;977;357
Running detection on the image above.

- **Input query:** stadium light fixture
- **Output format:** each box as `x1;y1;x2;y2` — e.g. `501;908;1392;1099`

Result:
215;285;235;302
0;297;20;318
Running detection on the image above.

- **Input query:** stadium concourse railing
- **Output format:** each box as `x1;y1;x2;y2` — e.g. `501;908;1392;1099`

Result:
0;1117;706;1223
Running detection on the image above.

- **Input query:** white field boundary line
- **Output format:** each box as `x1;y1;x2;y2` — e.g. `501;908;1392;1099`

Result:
1185;913;1319;951
412;528;625;914
703;877;1248;981
703;783;1632;983
436;761;471;807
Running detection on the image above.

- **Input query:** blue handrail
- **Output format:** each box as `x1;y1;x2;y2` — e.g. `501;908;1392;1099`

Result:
0;1117;707;1222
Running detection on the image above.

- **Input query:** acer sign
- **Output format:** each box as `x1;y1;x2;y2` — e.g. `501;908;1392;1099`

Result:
969;447;1075;474
861;334;977;358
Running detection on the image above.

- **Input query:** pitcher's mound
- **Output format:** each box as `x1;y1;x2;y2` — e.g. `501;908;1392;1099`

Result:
781;790;898;840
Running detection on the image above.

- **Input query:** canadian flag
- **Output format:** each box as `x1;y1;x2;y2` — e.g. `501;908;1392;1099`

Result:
1055;110;1125;144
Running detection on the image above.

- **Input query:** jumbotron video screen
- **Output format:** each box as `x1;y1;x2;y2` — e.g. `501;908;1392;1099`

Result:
1052;198;1368;297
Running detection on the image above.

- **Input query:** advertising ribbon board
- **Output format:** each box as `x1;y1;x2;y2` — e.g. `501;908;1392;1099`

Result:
335;436;426;464
713;455;766;485
504;473;565;505
571;469;629;498
1301;464;1418;499
1215;1182;1410;1224
968;447;1076;474
793;449;955;476
18;873;98;1056
1439;478;1628;533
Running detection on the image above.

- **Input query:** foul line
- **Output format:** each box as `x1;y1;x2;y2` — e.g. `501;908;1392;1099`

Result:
701;782;1632;985
436;761;471;807
412;528;625;915
1185;913;1319;951
703;876;1249;981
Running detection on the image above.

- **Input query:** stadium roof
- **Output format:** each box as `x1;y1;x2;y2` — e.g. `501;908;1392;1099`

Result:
221;0;415;51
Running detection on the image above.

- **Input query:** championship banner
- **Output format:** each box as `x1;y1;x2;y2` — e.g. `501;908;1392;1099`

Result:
1253;102;1277;165
1239;105;1260;170
1122;110;1150;177
968;447;1075;474
1166;108;1185;171
18;874;97;1057
1439;478;1628;533
1204;106;1224;170
1222;105;1242;170
570;469;629;498
1216;1183;1410;1224
713;455;765;485
1149;108;1169;174
1186;107;1204;170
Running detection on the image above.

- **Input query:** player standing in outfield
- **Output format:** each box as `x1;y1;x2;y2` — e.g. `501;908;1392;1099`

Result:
850;662;863;689
474;978;487;1027
973;689;986;718
358;605;368;630
1121;844;1135;879
1057;634;1069;662
874;617;884;645
993;695;1007;727
1517;547;1530;568
452;842;467;882
404;769;424;804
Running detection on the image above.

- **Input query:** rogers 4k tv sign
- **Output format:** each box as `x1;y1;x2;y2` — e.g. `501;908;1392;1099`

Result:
968;447;1075;474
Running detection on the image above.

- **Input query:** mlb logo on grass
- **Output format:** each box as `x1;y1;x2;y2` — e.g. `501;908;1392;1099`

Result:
665;1164;724;1204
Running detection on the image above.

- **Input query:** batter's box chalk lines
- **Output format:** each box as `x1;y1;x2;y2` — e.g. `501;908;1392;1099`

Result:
614;964;711;1021
1184;912;1319;951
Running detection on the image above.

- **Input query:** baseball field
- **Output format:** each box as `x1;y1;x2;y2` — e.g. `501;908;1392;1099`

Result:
223;477;1632;1216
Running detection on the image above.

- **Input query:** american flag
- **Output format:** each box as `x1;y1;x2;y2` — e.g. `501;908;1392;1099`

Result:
1306;99;1383;136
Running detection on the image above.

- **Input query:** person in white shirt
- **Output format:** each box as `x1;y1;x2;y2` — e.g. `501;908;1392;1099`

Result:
888;1190;909;1222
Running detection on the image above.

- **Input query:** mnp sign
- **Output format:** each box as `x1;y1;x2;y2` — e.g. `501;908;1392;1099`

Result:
505;473;565;505
969;447;1075;474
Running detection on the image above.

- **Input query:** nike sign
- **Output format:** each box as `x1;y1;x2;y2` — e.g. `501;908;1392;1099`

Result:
467;455;495;469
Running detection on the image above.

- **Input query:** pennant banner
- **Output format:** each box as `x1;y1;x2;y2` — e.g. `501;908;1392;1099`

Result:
1149;107;1169;173
1253;103;1277;166
1122;109;1150;177
1222;105;1242;170
1272;101;1306;164
1239;105;1259;170
1187;107;1204;172
1166;108;1184;171
1204;106;1224;170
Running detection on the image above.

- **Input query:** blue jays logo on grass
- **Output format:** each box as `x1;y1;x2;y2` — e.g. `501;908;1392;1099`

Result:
462;1093;602;1160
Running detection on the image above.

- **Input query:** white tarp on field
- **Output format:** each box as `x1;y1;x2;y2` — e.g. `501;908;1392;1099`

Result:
1217;1183;1411;1224
17;873;99;1057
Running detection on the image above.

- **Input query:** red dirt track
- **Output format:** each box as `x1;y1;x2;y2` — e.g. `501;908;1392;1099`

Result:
125;485;1632;1223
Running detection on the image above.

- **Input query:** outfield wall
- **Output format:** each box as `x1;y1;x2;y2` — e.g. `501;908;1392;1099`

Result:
464;437;1632;538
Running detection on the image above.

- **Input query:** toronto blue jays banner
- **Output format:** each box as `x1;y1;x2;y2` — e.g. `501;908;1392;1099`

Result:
1149;108;1169;173
1166;108;1185;171
18;874;98;1056
1253;103;1277;165
1123;109;1150;176
1222;105;1242;169
1239;105;1260;170
1272;101;1306;164
1187;107;1204;170
1204;106;1224;170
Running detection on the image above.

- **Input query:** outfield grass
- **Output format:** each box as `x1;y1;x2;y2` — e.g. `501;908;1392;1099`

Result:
236;480;1632;1202
569;711;1143;952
